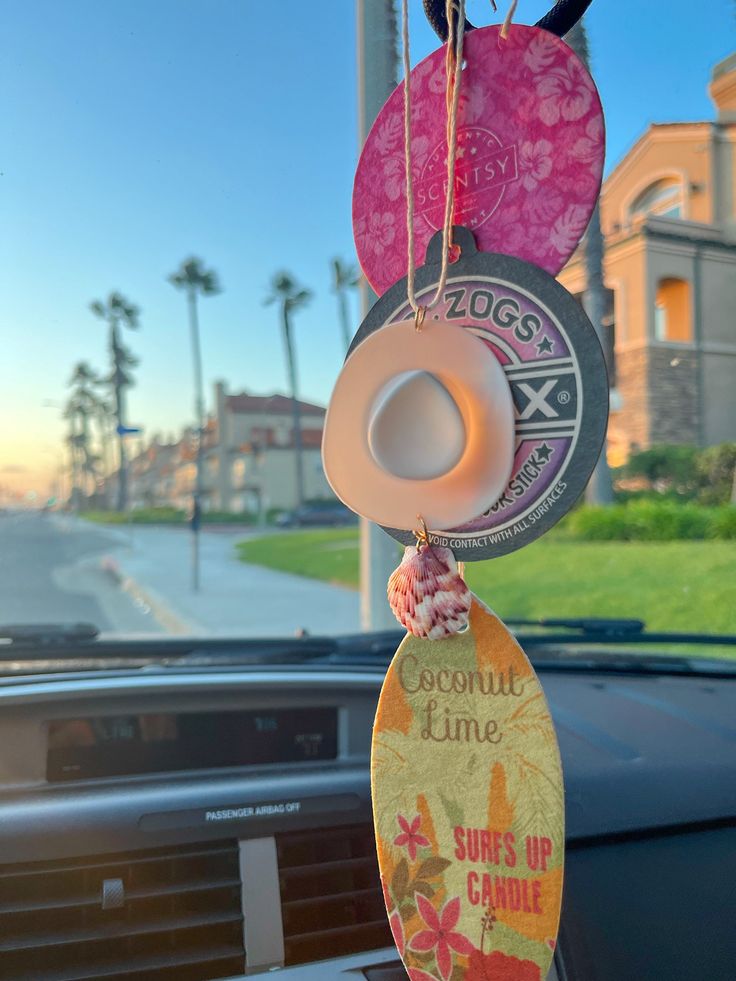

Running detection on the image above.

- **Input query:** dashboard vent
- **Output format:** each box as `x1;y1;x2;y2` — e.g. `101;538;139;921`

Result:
0;839;244;981
277;821;393;965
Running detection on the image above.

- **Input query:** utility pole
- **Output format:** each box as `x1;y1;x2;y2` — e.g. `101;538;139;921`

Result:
566;20;615;505
356;0;400;630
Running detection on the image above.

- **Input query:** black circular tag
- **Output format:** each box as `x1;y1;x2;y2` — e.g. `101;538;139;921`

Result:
349;226;609;561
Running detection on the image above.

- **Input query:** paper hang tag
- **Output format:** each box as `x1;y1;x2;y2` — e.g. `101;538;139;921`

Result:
372;597;564;981
353;23;605;296
348;227;609;562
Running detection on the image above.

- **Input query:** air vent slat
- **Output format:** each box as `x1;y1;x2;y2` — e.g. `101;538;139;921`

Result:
0;876;241;915
277;821;393;967
0;841;244;981
15;945;244;981
0;908;243;953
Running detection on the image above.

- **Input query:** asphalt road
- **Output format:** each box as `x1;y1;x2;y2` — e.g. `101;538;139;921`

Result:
0;511;162;633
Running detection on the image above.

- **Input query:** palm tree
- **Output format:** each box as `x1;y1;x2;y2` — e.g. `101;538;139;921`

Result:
566;20;614;505
66;361;103;500
264;272;313;510
331;258;360;352
90;292;141;511
167;257;222;526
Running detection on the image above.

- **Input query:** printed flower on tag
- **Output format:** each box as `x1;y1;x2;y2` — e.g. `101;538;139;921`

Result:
408;894;474;981
570;115;605;163
393;814;430;861
466;950;542;981
522;32;558;74
354;212;396;258
536;59;593;125
519;140;553;191
389;909;405;955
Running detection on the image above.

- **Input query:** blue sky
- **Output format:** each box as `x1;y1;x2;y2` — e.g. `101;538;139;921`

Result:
1;0;733;492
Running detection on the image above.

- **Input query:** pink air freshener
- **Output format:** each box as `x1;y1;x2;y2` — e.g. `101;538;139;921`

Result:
353;23;605;296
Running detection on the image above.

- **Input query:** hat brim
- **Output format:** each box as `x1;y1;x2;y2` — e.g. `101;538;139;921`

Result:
322;318;515;531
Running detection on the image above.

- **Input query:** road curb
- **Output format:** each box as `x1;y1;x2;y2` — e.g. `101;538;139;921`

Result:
100;557;202;636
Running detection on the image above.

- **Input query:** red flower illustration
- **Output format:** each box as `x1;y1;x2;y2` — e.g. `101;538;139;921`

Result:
466;949;542;981
408;894;474;981
389;909;405;956
393;814;430;861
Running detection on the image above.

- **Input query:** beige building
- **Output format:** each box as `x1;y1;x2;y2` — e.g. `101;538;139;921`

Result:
212;381;332;513
559;54;736;464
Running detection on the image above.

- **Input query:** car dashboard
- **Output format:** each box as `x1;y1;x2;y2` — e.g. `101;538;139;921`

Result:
0;652;734;981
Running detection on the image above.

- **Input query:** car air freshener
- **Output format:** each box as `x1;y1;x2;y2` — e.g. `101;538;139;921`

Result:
339;225;609;562
322;1;605;976
373;597;564;981
353;20;604;295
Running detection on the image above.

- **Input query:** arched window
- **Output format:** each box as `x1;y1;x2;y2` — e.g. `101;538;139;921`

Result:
654;278;692;342
630;178;683;221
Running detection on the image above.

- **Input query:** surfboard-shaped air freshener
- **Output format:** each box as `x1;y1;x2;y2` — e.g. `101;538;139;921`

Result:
322;0;607;976
372;597;564;981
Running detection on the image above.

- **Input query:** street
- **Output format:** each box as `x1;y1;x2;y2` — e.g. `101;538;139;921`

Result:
0;513;360;637
0;511;161;632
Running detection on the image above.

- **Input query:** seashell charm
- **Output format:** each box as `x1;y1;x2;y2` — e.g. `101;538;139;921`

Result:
387;544;471;640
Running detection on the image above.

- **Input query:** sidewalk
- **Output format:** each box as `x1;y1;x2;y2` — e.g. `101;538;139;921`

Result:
105;525;360;637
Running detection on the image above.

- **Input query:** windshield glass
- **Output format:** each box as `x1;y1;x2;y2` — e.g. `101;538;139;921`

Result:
2;1;734;655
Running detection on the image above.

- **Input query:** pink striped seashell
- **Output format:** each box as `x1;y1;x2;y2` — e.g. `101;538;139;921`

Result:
387;544;471;640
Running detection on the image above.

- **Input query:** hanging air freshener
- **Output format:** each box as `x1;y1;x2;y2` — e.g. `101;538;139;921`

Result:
373;597;564;981
321;0;605;976
331;225;609;562
353;20;604;295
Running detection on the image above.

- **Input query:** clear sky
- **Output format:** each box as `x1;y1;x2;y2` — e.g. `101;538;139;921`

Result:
1;0;734;496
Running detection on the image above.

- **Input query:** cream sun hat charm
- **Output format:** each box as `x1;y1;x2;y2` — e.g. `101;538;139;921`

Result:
321;316;515;532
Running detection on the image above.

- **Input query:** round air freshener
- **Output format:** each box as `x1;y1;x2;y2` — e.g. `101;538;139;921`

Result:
346;227;609;561
353;23;604;296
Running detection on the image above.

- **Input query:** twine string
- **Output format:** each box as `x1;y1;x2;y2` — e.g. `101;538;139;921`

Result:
402;0;466;322
501;0;519;38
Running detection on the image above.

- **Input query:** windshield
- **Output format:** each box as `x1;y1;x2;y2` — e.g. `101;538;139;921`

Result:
1;1;734;657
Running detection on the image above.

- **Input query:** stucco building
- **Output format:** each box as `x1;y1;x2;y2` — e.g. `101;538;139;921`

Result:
559;54;736;463
211;381;332;513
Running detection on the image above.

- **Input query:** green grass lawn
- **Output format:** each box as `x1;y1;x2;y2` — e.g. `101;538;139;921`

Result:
236;529;736;636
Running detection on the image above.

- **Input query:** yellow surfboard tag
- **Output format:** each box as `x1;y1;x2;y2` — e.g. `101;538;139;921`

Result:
371;597;564;981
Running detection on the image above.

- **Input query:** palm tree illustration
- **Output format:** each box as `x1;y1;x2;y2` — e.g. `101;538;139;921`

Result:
89;292;141;511
264;272;313;510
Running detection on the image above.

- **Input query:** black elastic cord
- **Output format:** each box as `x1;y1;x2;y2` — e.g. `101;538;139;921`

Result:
423;0;594;41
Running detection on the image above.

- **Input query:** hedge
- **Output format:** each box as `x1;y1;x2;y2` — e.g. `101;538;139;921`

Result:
564;501;736;541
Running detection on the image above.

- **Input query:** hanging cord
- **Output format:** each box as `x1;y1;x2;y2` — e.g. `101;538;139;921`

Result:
423;0;593;41
402;0;466;325
500;0;519;38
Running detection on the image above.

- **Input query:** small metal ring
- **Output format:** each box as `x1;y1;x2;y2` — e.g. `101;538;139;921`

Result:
423;0;594;42
413;515;430;548
414;306;427;331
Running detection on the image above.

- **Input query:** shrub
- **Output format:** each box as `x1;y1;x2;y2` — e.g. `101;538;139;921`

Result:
622;444;699;496
707;507;736;540
696;444;736;506
565;501;734;541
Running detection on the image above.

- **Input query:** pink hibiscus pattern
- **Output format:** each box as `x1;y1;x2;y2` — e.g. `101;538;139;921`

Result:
353;23;604;294
393;813;430;861
409;894;475;981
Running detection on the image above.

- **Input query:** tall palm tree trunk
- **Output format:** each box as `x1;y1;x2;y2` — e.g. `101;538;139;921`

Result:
111;319;128;511
282;307;305;509
187;287;206;506
566;20;614;505
337;287;352;353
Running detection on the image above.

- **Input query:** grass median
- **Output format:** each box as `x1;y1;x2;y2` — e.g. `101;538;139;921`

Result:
236;529;736;636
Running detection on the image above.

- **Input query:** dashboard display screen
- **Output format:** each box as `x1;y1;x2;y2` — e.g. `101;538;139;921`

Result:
46;707;338;781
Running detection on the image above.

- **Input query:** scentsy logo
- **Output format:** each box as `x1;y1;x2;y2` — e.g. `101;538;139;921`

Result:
415;127;518;231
